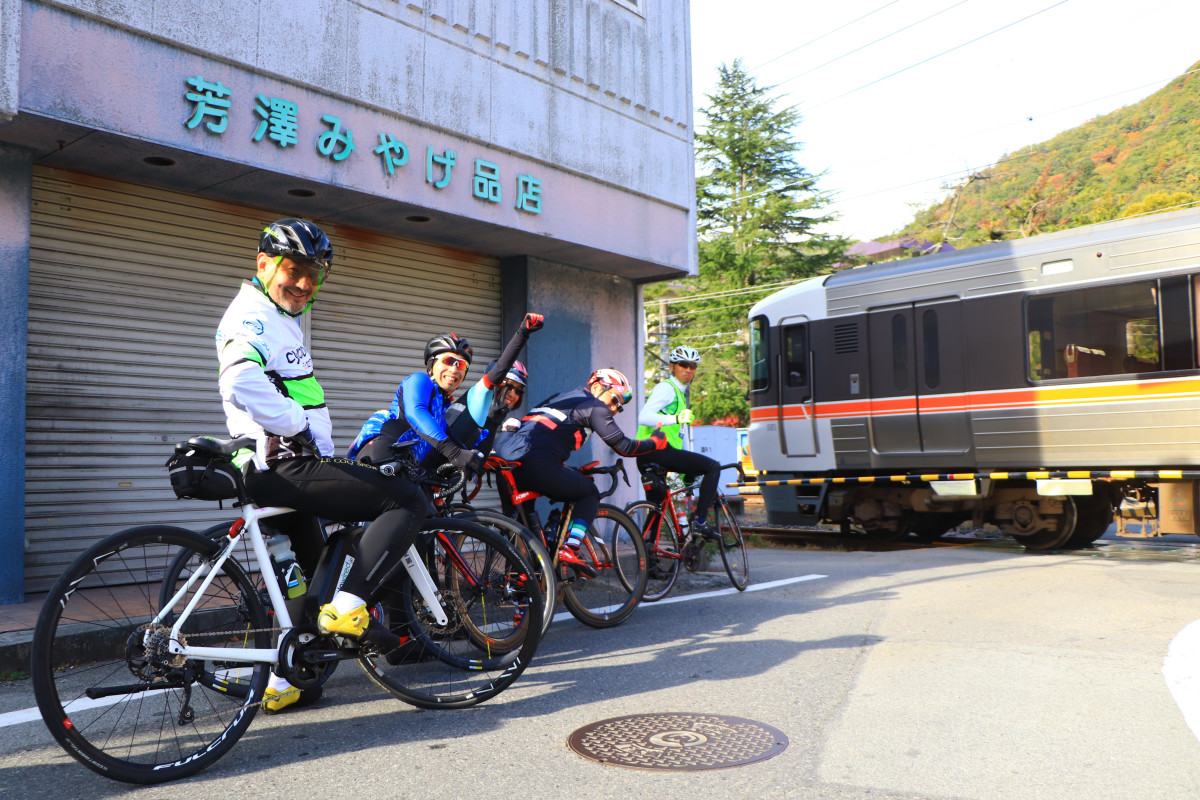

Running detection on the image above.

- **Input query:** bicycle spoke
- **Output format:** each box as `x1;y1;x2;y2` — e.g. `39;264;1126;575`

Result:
32;526;270;784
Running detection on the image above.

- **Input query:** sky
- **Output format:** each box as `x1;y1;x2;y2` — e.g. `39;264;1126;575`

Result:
689;0;1200;242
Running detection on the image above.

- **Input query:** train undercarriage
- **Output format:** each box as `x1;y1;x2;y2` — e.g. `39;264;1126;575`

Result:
762;475;1193;551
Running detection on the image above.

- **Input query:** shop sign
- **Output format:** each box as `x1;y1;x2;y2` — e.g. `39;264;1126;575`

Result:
184;75;542;214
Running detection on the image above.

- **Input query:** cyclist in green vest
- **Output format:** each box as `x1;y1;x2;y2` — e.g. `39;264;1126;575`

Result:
636;345;721;540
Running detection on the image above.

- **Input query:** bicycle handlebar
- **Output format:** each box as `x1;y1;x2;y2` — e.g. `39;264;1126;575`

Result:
580;460;629;500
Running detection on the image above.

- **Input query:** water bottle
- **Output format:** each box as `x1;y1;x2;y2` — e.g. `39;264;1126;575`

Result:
266;534;308;600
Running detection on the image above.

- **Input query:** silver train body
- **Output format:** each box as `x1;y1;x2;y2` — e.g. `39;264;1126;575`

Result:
747;207;1200;549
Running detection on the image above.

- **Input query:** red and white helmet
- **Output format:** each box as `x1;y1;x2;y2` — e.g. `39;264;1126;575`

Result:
588;368;633;404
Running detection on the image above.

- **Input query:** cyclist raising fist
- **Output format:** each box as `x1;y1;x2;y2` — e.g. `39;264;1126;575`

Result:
348;313;543;470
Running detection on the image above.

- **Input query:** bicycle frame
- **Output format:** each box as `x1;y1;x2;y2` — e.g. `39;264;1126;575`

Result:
641;484;689;562
159;502;450;667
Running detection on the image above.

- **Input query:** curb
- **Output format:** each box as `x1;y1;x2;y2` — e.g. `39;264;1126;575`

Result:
0;630;34;676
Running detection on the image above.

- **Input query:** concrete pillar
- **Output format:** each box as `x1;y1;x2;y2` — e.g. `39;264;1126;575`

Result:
0;145;31;603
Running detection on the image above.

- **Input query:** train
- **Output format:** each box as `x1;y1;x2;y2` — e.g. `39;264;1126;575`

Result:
746;206;1200;549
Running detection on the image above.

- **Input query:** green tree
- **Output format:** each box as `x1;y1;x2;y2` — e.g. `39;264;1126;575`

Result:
645;61;850;426
694;60;846;287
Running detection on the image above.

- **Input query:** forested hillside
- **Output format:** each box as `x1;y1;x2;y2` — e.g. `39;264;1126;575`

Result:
895;59;1200;247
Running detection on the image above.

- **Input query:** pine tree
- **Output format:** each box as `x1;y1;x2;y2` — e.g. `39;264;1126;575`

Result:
695;60;846;287
644;61;849;426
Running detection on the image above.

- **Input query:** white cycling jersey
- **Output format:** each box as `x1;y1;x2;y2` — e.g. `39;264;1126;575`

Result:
216;281;334;469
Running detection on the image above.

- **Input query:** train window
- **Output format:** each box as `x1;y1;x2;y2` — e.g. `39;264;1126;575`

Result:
891;313;909;391
1025;278;1169;380
749;316;770;393
1160;275;1196;371
922;309;941;388
783;324;808;388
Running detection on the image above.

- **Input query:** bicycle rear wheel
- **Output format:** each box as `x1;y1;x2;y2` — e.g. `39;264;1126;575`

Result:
710;499;750;590
358;518;543;709
31;526;270;784
562;505;647;628
451;509;556;634
624;501;681;602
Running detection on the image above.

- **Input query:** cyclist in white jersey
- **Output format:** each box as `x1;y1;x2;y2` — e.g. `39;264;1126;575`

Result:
216;219;427;713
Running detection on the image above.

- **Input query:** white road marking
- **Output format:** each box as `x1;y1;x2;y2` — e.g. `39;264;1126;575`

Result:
8;574;828;731
1163;618;1200;744
551;573;827;623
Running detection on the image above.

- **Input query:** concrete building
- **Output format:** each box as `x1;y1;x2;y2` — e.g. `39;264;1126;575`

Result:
0;0;696;602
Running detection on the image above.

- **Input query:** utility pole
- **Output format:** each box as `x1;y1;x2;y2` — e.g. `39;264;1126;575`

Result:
657;297;670;381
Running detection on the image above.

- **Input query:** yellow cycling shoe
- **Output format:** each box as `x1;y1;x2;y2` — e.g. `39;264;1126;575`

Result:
317;602;402;652
317;602;369;637
261;684;322;714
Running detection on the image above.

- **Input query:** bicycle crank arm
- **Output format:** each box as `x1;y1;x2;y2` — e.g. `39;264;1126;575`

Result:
401;544;449;626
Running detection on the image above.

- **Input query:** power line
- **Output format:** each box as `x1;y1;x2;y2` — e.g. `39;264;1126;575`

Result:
747;0;905;73
772;0;974;91
831;67;1200;182
804;0;1072;113
650;278;803;305
831;113;1194;208
666;300;762;319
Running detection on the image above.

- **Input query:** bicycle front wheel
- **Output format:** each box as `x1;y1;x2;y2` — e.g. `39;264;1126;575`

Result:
358;518;543;709
31;526;271;784
711;499;750;590
624;501;681;602
451;509;556;635
562;505;647;628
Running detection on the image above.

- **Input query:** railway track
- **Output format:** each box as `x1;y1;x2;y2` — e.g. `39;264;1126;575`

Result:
738;522;1200;562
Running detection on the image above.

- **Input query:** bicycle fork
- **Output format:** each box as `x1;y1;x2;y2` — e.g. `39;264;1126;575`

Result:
400;544;449;625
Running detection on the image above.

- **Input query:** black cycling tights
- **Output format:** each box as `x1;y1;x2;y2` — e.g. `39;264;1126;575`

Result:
512;453;601;530
637;446;720;520
246;456;428;601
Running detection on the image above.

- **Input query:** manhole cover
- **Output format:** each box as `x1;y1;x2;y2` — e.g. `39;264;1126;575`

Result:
567;713;787;771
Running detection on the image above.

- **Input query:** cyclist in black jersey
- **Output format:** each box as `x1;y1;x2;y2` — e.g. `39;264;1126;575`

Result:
492;368;667;574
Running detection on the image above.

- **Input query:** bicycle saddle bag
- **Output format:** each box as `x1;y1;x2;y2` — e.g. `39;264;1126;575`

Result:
165;440;243;501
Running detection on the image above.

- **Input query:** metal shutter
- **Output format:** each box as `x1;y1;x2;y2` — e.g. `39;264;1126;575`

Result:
25;166;500;593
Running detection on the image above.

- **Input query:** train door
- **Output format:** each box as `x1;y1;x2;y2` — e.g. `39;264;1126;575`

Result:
914;299;970;453
867;300;969;454
868;307;921;453
777;317;817;455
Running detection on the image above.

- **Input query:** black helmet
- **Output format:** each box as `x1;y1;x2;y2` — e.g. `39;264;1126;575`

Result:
424;332;473;365
259;219;333;276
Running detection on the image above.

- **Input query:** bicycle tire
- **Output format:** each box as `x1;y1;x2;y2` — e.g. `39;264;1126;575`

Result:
357;518;543;709
624;501;681;602
32;526;271;784
711;499;750;590
451;509;556;635
561;505;647;628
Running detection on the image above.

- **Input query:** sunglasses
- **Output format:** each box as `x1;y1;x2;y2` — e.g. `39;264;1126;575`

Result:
605;389;625;413
275;256;330;284
675;361;698;370
436;354;469;371
500;382;525;396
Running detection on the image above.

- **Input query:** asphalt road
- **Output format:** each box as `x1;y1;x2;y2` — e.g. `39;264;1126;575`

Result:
2;544;1199;799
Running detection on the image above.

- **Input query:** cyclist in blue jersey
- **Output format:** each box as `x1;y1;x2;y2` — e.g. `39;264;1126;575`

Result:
636;345;721;540
217;219;427;714
348;315;543;470
492;368;667;575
